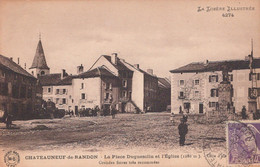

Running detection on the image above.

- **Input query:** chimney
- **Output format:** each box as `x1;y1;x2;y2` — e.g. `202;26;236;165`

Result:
18;57;20;65
24;63;26;70
111;53;118;65
245;55;250;61
61;69;67;79
203;59;209;66
147;69;153;75
134;64;139;69
77;64;84;74
10;57;13;61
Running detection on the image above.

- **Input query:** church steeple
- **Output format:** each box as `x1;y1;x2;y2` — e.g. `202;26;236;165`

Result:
29;36;50;77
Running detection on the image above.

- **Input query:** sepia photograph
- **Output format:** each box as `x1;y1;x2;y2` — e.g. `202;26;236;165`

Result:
0;0;260;166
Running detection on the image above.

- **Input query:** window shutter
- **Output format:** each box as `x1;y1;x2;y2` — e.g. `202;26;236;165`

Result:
210;89;213;97
216;76;218;82
209;76;211;82
216;89;219;97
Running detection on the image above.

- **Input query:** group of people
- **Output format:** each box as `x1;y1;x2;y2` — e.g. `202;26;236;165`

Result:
67;105;117;119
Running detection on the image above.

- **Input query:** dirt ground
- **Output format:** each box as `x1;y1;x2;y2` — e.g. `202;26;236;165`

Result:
0;112;226;153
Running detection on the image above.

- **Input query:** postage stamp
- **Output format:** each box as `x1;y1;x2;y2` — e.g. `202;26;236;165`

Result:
227;121;260;165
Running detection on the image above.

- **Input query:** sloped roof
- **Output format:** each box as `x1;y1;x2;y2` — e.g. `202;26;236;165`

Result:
158;77;171;89
122;60;157;78
0;54;36;79
38;73;73;86
30;40;49;69
103;55;132;71
76;66;117;78
170;58;260;73
38;73;61;86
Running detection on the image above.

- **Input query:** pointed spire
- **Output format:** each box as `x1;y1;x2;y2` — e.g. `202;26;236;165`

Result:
29;36;49;69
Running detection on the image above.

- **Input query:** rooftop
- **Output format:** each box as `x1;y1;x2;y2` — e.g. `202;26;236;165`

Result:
76;66;117;78
170;57;260;73
30;40;49;70
38;73;74;86
158;77;171;89
0;54;36;79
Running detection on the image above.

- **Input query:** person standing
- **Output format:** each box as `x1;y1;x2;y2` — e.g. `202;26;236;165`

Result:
178;118;188;146
241;106;247;119
179;106;182;114
227;102;231;112
111;105;116;119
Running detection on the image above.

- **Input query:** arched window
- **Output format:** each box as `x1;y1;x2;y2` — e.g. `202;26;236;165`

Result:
41;71;45;75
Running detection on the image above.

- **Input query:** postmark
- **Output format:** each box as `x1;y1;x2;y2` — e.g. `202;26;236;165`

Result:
202;123;227;167
4;151;20;167
227;121;260;165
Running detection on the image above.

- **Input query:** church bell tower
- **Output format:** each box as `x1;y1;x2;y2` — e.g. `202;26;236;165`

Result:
29;34;50;78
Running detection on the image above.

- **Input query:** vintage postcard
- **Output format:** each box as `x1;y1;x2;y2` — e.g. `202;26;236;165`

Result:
0;0;260;166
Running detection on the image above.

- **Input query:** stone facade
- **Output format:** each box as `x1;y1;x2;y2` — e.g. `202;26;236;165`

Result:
0;55;39;120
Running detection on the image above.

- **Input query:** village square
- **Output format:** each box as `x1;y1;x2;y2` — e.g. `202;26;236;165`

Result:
0;1;260;166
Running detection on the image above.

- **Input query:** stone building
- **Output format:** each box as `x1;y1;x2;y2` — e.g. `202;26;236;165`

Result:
89;53;159;113
72;66;119;113
29;38;169;113
170;56;260;115
0;55;39;119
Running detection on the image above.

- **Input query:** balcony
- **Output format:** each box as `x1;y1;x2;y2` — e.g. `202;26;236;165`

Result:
178;96;185;99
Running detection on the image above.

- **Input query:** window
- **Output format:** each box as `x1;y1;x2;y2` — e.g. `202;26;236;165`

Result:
81;93;86;99
194;91;200;98
14;74;18;80
209;102;218;108
63;89;66;94
48;87;51;93
56;89;59;95
184;103;190;109
81;83;84;89
0;70;5;78
129;91;132;99
62;98;66;104
209;75;218;82
194;79;200;85
0;82;8;96
109;83;112;90
105;83;110;90
122;80;127;88
250;73;260;81
105;93;110;100
179;80;184;86
56;98;59;104
122;91;127;98
228;74;233;81
210;89;218;97
40;71;45;75
178;91;184;99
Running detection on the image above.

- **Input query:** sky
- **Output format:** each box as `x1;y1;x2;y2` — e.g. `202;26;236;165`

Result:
0;0;259;78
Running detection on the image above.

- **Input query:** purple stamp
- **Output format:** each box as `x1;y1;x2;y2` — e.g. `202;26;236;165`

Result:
227;121;260;165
